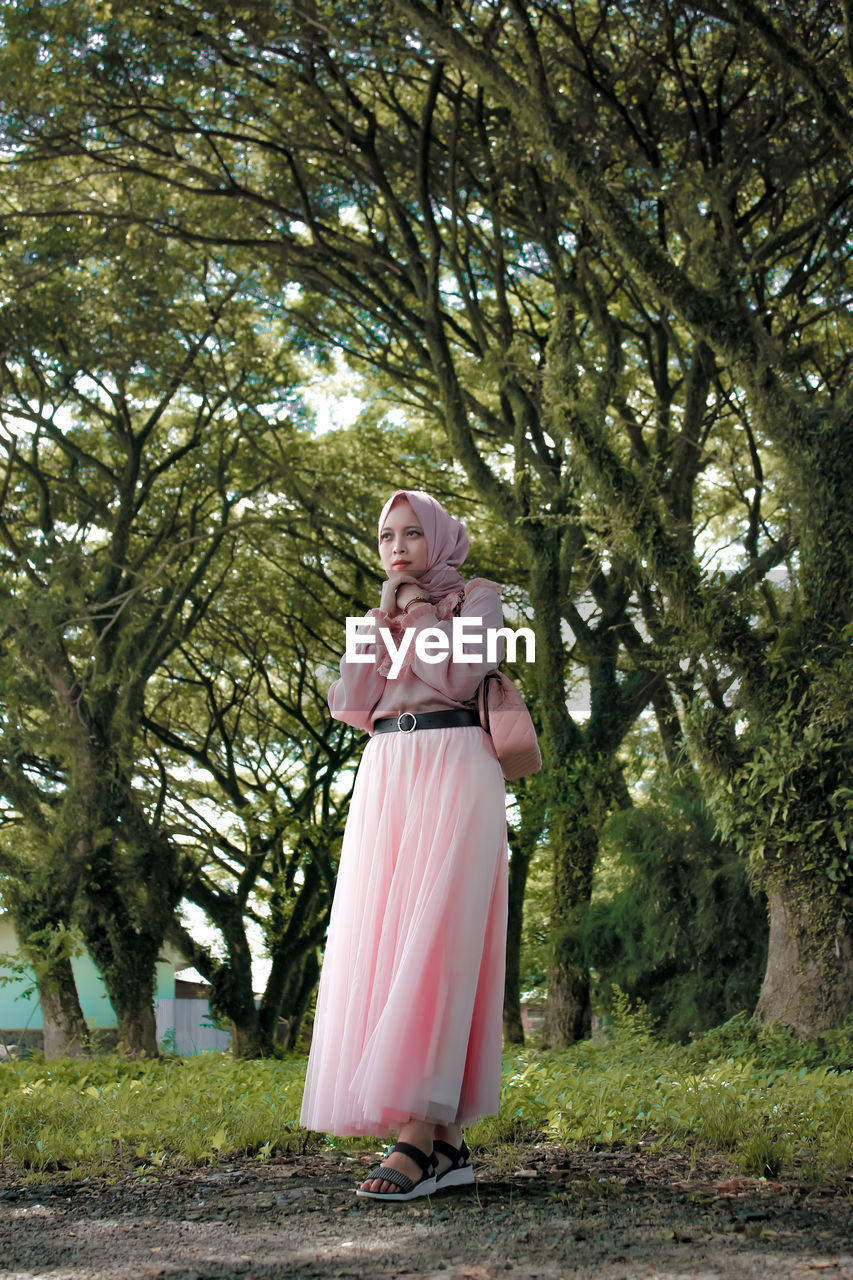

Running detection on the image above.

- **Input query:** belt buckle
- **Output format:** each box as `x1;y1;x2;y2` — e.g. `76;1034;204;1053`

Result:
397;711;418;733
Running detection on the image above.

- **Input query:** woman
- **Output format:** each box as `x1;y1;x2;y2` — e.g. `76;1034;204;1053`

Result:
300;489;508;1201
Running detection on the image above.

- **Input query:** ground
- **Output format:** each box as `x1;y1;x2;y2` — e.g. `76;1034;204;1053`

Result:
1;1144;851;1280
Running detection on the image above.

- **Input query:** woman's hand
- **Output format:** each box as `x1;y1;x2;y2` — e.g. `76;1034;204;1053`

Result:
380;571;424;615
397;581;430;611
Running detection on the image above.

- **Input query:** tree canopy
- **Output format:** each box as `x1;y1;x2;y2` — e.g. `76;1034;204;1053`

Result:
0;0;850;1047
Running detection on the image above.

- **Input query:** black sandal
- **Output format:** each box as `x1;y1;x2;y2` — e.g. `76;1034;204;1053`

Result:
355;1141;437;1201
432;1137;474;1190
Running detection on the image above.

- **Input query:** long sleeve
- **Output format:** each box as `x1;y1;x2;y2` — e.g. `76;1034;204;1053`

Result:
402;581;505;703
327;608;388;731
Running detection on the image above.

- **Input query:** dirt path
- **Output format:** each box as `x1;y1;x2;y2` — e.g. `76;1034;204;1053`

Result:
1;1145;851;1280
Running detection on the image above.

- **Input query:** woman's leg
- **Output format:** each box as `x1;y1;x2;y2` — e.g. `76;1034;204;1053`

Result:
359;1118;435;1194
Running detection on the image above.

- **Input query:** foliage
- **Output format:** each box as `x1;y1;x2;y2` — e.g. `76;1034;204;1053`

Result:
0;1054;312;1178
471;999;853;1183
1;0;852;1042
0;925;85;1003
689;1012;853;1076
520;753;769;1039
690;639;853;894
1;1005;851;1183
565;781;768;1040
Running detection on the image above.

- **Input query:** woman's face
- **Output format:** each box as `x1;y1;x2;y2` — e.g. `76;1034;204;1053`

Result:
379;499;429;578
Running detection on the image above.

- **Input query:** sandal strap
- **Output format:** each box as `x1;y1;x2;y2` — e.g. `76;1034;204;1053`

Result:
363;1142;437;1194
364;1163;418;1194
433;1138;470;1168
390;1141;436;1176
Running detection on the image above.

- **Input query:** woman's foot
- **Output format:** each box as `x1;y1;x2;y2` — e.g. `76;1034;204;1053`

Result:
359;1120;435;1196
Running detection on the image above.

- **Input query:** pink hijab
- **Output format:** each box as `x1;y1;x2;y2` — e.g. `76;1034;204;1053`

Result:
378;489;468;604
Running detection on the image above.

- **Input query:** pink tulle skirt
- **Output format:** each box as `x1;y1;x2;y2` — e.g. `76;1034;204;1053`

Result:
300;724;508;1137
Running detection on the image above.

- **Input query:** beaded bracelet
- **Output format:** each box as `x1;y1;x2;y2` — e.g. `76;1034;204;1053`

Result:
402;596;429;614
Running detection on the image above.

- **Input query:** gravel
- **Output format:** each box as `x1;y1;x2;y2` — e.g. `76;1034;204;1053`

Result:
1;1144;851;1280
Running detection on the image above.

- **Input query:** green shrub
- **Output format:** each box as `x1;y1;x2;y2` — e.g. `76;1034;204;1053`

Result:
688;1011;853;1074
557;782;769;1041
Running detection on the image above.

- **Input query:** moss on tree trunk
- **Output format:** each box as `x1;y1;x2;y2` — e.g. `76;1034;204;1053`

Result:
39;957;89;1059
755;886;853;1036
114;980;159;1059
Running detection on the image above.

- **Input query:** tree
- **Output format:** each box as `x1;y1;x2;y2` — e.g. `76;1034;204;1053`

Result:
393;0;853;1032
142;486;366;1056
5;0;849;1040
0;0;670;1043
0;211;305;1054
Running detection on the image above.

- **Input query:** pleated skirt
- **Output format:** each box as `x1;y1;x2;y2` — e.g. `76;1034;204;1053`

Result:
299;724;508;1137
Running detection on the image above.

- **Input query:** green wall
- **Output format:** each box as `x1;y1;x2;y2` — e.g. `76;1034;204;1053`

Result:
0;917;176;1031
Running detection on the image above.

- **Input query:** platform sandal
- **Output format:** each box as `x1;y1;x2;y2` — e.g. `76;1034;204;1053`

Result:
432;1137;475;1191
355;1141;438;1201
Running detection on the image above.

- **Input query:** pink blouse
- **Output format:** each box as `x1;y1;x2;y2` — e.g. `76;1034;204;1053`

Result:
328;579;505;732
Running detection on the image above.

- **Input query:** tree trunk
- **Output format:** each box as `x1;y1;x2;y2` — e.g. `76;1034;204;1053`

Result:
286;951;319;1050
503;840;529;1044
544;959;592;1046
229;1018;263;1058
546;769;598;1046
544;775;606;1046
259;871;330;1054
267;950;321;1052
261;947;317;1054
526;529;598;1047
208;938;261;1059
82;902;163;1057
39;957;89;1059
502;779;547;1045
2;858;88;1058
167;911;263;1057
755;887;853;1035
113;979;160;1057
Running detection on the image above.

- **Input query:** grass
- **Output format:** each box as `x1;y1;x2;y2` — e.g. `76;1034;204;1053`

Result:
1;1005;850;1185
0;1054;313;1181
468;1004;853;1184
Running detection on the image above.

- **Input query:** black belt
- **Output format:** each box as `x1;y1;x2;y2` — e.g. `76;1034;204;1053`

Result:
372;709;480;734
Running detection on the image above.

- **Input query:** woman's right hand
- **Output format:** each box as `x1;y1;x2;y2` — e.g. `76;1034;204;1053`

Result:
380;570;421;615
